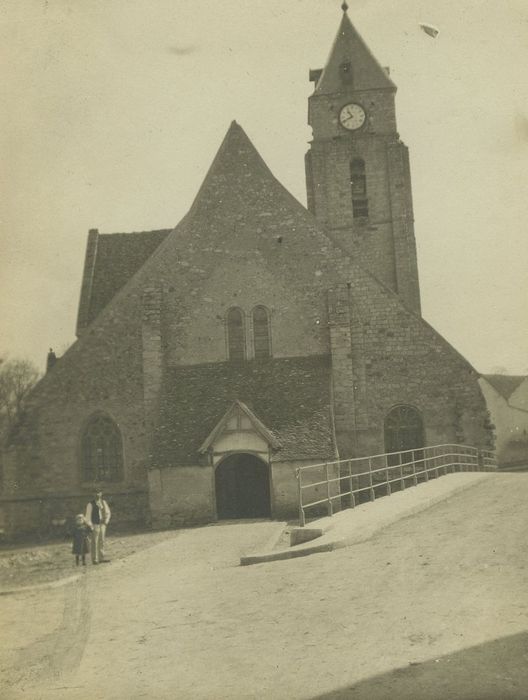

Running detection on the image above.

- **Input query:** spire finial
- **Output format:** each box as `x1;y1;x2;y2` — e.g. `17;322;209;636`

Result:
341;1;349;12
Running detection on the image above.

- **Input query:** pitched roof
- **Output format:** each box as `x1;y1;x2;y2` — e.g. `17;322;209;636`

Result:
199;400;281;453
153;356;336;466
135;120;359;297
74;120;415;343
482;374;527;400
314;11;396;94
75;119;355;335
35;121;479;388
76;228;171;333
27;119;480;444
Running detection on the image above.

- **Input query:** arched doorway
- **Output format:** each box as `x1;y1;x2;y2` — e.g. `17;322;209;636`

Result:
215;453;271;519
384;405;424;460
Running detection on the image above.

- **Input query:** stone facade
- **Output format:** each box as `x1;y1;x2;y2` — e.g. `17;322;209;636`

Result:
0;9;493;538
306;14;420;314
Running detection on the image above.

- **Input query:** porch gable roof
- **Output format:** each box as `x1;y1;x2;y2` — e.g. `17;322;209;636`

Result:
198;399;281;453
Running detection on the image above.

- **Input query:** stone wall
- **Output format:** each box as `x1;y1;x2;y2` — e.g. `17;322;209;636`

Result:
1;122;493;538
328;282;491;459
307;76;420;314
308;91;397;139
1;271;153;538
148;466;214;529
0;491;147;540
164;256;328;366
306;134;420;314
275;458;342;521
148;457;337;527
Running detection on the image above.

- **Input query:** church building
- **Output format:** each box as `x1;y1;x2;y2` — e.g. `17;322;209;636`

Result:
1;8;493;535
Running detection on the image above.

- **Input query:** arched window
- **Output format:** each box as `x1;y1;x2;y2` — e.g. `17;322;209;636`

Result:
384;405;424;455
253;305;271;359
227;307;246;361
81;414;123;483
350;158;369;218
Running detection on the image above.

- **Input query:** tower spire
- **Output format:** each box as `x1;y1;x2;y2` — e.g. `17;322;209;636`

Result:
313;9;396;95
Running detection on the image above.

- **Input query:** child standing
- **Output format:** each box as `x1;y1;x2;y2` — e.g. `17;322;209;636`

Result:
72;514;91;566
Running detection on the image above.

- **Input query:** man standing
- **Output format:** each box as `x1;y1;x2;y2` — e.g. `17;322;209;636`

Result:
85;490;111;564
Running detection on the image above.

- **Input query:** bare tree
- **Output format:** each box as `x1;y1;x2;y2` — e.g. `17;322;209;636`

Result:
0;358;40;441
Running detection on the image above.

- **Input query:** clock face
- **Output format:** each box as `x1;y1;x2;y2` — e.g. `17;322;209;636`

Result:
339;103;366;131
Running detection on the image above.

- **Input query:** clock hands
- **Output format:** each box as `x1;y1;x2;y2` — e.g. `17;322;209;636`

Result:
339;103;366;130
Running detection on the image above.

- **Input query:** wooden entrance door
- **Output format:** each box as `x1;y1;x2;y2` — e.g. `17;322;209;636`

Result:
384;405;424;467
215;454;271;519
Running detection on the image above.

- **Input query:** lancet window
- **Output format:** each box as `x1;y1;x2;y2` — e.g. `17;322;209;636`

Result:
227;307;246;361
253;306;271;359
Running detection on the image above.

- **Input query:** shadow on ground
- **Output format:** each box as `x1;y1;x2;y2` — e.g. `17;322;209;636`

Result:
310;631;528;700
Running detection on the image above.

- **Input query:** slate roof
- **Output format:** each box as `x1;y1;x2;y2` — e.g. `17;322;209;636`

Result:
74;120;353;332
78;229;171;331
314;10;396;94
482;375;527;400
153;356;336;466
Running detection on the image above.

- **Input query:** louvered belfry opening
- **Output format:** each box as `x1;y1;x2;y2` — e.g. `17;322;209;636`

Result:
350;158;369;218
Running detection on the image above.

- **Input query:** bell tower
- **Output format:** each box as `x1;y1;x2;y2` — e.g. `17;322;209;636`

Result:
305;5;421;314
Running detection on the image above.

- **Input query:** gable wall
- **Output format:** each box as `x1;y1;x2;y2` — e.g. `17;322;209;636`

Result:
330;276;492;458
165;256;329;365
2;123;495;535
213;431;268;458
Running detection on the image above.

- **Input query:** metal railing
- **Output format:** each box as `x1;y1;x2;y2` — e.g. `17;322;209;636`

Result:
296;444;497;527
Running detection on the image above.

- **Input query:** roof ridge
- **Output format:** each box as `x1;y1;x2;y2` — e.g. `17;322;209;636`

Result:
99;229;173;237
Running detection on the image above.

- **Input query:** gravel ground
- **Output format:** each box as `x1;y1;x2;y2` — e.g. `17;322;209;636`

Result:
2;473;528;699
0;529;182;589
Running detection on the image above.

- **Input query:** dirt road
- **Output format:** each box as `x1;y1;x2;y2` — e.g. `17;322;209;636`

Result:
2;473;528;699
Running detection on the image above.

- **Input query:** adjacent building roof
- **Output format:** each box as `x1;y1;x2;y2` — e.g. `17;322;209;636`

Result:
482;375;527;400
153;356;336;466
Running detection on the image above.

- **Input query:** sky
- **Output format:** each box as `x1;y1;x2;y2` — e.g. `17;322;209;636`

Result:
1;0;527;375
